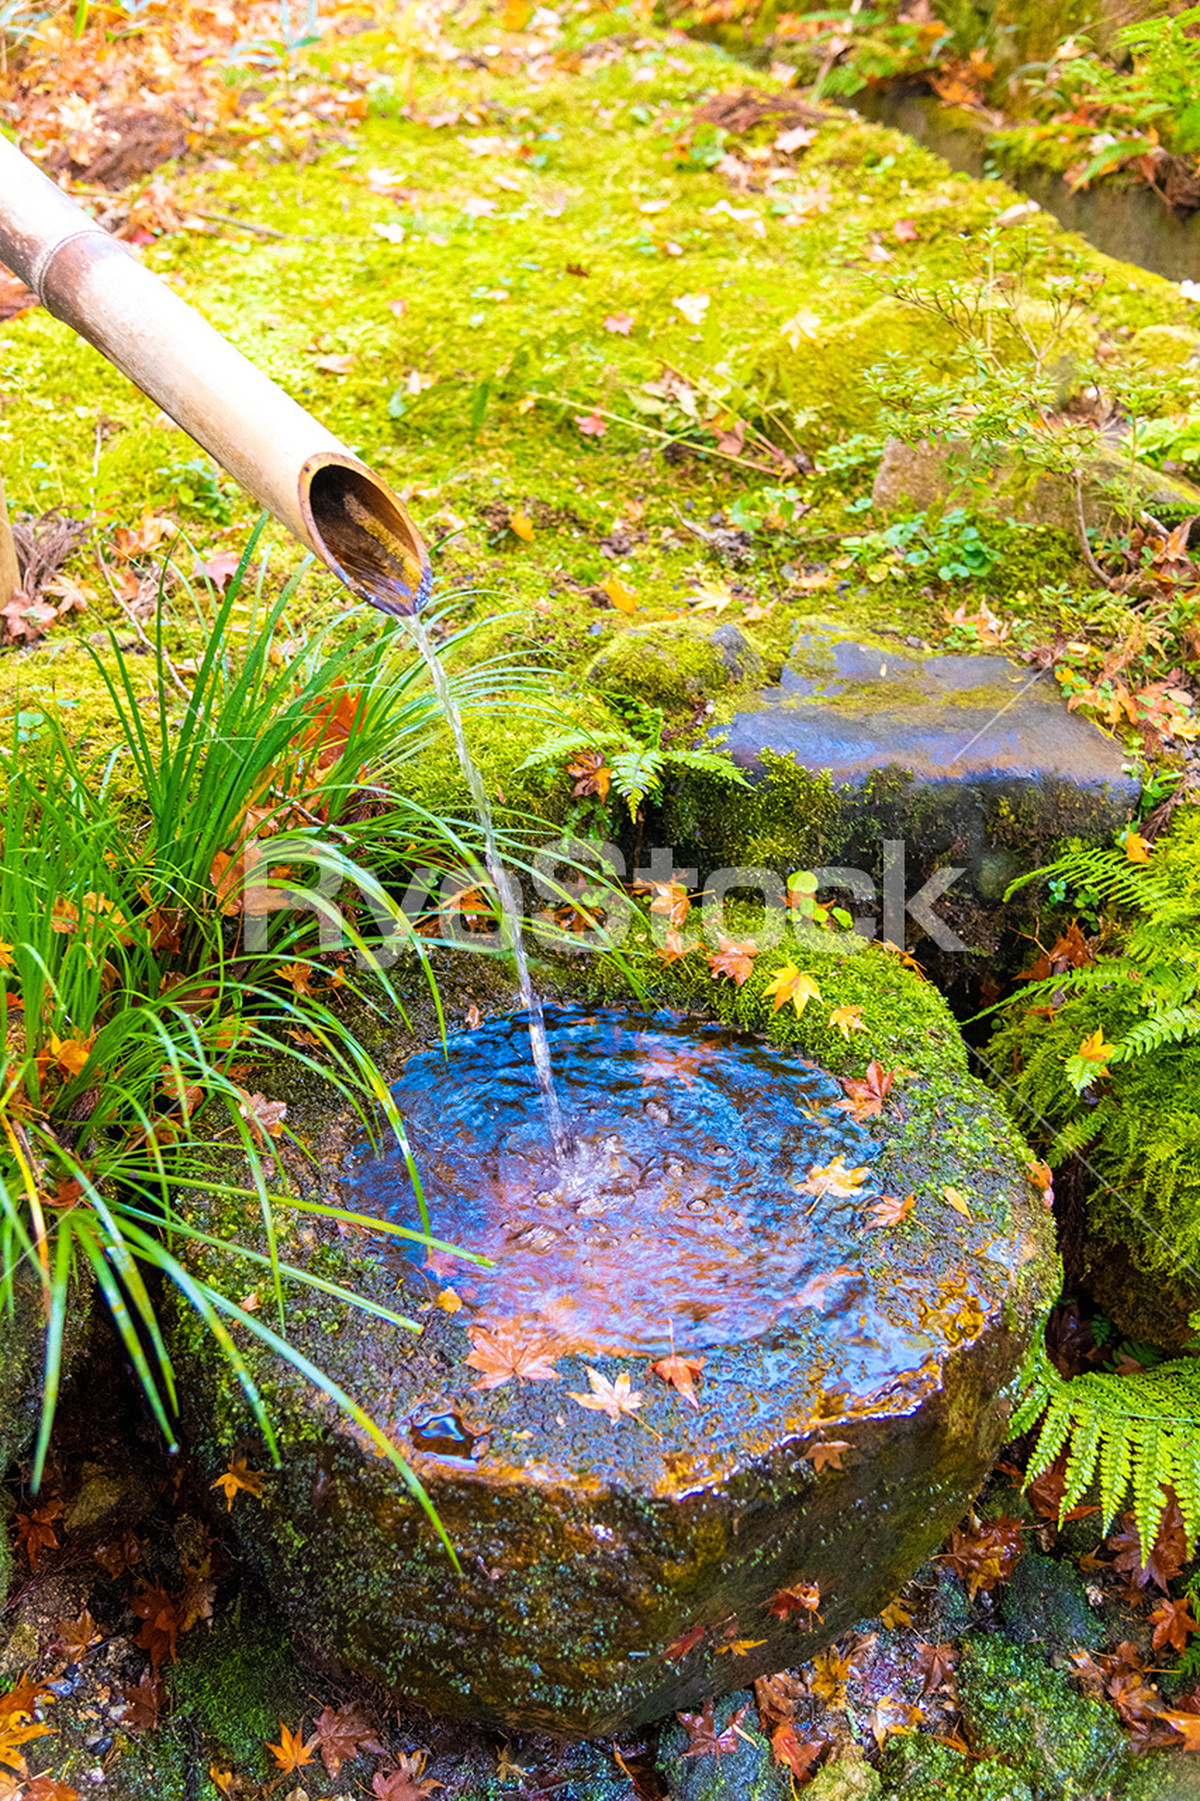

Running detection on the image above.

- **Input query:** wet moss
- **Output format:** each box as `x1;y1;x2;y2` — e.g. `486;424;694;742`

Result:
957;1637;1132;1799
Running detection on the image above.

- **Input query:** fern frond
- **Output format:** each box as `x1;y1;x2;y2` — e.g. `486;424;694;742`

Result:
1114;1006;1200;1060
1020;1341;1200;1551
1046;1108;1108;1162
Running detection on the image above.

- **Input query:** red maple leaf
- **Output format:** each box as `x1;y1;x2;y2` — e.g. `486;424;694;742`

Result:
313;1702;386;1775
677;1698;748;1757
838;1059;895;1120
765;1579;822;1624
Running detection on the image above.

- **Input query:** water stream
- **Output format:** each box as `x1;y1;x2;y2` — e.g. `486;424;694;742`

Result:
400;612;570;1163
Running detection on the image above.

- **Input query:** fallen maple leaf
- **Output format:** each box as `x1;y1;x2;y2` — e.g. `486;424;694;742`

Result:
604;311;634;334
771;1723;824;1780
373;1751;444;1799
828;1004;865;1039
916;1639;958;1693
838;1059;894;1120
763;961;821;1016
314;1702;387;1776
120;1671;164;1734
50;1608;101;1661
892;218;920;241
870;1693;922;1748
234;1088;287;1147
570;1366;642;1422
14;1498;62;1571
803;1440;850;1472
211;1456;267;1511
1125;829;1152;864
267;1721;318;1775
715;1636;767;1655
800;1157;868;1198
575;411;607;437
509;508;534;541
677;1698;747;1757
129;1583;183;1672
651;1351;705;1409
665;1623;707;1660
864;1192;915;1228
566;749;611;801
879;1598;912;1630
21;1778;79;1801
1078;1027;1114;1068
706;934;758;986
1156;1710;1200;1752
767;1579;822;1623
1150;1595;1200;1655
467;1320;565;1388
313;353;356;374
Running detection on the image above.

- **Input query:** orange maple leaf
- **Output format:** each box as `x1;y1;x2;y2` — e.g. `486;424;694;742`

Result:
762;961;821;1015
863;1192;915;1228
651;1351;705;1409
838;1059;894;1120
267;1721;318;1775
211;1457;267;1511
466;1320;564;1388
706;935;758;986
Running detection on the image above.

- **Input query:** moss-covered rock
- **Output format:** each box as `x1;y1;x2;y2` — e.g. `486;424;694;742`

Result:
585;619;765;710
957;1637;1132;1799
995;1549;1103;1652
870;435;1200;531
697;617;1136;959
880;1734;1034;1800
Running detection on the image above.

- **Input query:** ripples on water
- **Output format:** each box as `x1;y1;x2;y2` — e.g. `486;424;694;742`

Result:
337;1007;932;1360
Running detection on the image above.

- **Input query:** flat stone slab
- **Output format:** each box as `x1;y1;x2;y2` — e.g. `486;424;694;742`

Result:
718;617;1139;904
166;1005;1056;1738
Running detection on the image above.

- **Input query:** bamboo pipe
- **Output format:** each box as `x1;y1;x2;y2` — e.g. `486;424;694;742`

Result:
0;135;430;614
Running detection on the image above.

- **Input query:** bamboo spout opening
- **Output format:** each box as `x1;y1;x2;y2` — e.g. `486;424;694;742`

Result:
300;453;431;616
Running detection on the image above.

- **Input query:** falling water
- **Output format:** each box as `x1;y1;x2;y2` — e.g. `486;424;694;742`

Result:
400;613;570;1162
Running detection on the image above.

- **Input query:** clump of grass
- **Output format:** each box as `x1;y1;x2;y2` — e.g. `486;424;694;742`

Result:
0;523;553;1559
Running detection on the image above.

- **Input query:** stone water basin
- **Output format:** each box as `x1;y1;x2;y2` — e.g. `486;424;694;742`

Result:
172;1006;1056;1737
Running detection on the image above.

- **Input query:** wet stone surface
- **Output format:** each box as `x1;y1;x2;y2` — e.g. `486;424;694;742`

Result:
168;1006;1057;1738
717;616;1138;908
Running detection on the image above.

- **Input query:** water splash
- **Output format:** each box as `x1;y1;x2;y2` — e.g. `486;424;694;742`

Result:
400;613;569;1161
336;1008;947;1374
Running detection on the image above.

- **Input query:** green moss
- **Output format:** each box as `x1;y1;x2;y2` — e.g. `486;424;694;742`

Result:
169;1613;311;1783
880;1735;1033;1801
957;1637;1131;1799
585;618;764;710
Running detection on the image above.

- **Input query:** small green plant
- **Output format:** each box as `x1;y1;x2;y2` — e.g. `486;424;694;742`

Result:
841;506;1003;583
726;484;806;532
166;457;234;525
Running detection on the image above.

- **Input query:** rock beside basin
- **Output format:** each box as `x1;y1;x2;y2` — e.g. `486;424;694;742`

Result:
712;615;1137;913
164;978;1056;1739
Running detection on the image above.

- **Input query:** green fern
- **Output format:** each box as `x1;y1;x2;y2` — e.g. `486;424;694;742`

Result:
1016;1339;1200;1554
988;812;1200;1278
517;718;748;821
